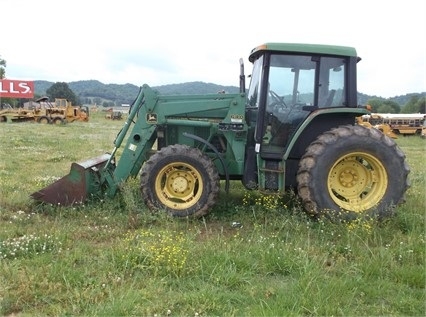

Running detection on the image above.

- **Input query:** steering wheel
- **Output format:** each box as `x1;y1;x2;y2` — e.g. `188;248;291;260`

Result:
268;90;287;109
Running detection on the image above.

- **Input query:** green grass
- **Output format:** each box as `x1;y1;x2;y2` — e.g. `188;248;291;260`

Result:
1;113;425;316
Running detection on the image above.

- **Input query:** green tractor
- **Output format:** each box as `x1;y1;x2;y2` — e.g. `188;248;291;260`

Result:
32;43;410;220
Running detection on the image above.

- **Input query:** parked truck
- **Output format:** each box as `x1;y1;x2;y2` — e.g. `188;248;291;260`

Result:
32;43;410;220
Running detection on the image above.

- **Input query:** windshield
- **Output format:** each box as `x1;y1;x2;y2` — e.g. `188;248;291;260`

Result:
247;55;263;108
268;55;315;106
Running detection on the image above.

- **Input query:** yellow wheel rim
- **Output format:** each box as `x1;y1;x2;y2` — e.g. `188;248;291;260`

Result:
328;152;388;213
155;162;203;210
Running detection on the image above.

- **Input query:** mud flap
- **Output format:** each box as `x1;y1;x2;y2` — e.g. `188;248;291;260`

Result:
31;154;112;206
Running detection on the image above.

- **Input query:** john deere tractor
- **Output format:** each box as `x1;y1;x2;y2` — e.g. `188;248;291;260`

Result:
32;43;410;220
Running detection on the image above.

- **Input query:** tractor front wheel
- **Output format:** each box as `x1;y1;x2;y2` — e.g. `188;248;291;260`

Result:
140;144;220;218
297;125;410;220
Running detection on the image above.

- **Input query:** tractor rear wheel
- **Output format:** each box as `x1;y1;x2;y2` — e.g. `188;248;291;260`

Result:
140;144;220;218
297;125;410;220
52;117;65;125
38;116;51;124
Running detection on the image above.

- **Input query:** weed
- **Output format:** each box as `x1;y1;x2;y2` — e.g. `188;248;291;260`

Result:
120;229;189;276
0;233;62;260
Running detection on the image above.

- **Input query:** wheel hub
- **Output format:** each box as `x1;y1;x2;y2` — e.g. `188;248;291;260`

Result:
330;159;369;199
338;168;359;187
155;162;203;210
169;172;191;194
328;152;387;212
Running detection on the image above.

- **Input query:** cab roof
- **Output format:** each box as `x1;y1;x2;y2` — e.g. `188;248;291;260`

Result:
249;43;358;62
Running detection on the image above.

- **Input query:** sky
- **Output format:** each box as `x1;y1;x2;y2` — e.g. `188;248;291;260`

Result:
1;0;425;98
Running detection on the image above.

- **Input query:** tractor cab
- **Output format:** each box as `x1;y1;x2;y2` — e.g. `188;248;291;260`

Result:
245;43;363;190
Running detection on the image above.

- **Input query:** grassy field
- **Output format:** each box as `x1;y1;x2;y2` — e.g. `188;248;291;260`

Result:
1;112;425;316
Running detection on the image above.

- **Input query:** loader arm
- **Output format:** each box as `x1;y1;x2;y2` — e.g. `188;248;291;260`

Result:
103;84;247;197
102;85;158;197
30;85;158;205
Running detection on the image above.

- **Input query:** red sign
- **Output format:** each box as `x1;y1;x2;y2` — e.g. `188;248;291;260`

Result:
0;79;34;98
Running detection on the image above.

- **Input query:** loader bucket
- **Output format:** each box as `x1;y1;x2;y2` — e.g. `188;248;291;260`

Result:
31;153;112;206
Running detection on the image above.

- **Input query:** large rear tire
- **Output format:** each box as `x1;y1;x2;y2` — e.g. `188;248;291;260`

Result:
140;144;220;218
297;125;410;220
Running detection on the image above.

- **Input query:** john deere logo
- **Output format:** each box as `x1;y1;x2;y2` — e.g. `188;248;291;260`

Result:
146;113;158;123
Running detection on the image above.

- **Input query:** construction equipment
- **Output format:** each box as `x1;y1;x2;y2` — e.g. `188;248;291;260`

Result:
31;43;410;220
33;97;68;124
361;113;425;136
105;110;123;120
356;115;398;139
0;97;89;123
52;98;89;123
0;100;43;123
0;105;35;123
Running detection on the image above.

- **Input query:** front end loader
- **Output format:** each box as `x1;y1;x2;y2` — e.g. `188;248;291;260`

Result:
32;43;410;220
32;84;246;216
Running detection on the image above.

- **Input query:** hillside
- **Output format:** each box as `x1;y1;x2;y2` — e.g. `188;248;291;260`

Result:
34;80;240;105
34;80;425;107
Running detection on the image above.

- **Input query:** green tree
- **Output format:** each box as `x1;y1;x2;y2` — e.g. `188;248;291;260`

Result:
381;100;400;113
46;82;79;105
416;97;426;113
93;97;102;105
0;56;15;107
367;98;400;113
377;104;395;113
366;98;385;112
0;56;6;79
401;95;425;113
82;97;92;105
102;101;114;108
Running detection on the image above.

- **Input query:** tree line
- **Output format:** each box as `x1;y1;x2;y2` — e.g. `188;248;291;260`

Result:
35;81;426;114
